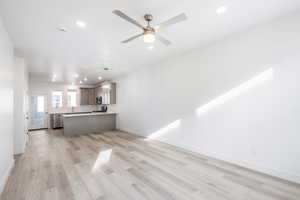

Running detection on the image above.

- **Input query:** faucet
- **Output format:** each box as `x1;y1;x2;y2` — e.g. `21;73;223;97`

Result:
71;106;75;113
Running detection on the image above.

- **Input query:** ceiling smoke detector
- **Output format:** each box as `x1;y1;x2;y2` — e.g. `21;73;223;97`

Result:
58;27;67;32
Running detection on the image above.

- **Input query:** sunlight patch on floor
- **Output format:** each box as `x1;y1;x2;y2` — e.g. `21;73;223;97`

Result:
145;119;181;140
92;149;112;173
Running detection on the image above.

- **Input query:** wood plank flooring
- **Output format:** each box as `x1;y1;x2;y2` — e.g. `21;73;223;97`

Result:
1;129;300;200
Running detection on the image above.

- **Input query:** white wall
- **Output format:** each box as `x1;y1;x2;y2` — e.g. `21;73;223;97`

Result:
116;11;300;184
0;18;15;193
13;57;29;154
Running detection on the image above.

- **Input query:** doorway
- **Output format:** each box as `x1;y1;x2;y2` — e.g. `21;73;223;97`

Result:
29;95;48;130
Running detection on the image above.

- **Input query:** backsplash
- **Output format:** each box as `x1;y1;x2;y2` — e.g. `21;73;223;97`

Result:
48;105;99;114
48;104;117;114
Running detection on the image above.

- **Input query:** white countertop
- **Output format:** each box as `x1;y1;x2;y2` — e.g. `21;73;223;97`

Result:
63;112;117;118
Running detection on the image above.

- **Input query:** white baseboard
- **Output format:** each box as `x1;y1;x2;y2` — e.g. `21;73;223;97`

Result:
157;138;300;185
0;158;15;195
119;128;300;185
13;134;28;155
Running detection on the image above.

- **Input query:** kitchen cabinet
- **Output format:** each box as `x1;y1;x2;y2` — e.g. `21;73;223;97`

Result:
109;83;116;104
95;82;116;105
80;88;95;105
80;88;89;105
95;87;103;98
88;88;95;105
80;82;116;105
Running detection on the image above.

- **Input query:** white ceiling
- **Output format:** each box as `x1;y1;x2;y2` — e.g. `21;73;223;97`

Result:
0;0;300;84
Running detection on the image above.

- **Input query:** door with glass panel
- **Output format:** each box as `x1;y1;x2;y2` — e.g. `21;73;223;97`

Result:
29;95;48;130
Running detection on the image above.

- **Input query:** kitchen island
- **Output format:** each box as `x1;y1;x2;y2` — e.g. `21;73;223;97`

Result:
63;112;117;136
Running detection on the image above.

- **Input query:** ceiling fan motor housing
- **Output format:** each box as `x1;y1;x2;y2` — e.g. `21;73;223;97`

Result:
144;14;153;22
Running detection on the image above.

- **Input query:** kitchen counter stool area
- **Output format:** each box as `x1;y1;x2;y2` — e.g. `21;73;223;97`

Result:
63;112;117;136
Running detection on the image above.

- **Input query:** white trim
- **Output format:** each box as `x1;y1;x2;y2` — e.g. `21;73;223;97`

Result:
21;134;28;154
0;158;15;195
13;134;28;155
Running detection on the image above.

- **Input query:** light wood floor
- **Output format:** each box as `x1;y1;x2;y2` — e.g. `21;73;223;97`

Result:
1;129;300;200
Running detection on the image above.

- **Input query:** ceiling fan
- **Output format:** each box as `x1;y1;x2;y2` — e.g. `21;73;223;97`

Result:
113;10;187;46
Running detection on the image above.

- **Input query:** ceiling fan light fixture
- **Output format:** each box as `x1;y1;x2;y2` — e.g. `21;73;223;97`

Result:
143;32;155;43
148;45;154;50
113;10;186;46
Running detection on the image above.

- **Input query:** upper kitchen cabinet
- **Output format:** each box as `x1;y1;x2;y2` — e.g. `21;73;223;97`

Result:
88;88;95;105
109;83;116;104
80;82;116;105
80;88;95;105
95;82;116;105
95;87;103;98
80;88;89;105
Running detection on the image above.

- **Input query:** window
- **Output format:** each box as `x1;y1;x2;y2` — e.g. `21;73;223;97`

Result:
52;91;63;108
67;90;77;107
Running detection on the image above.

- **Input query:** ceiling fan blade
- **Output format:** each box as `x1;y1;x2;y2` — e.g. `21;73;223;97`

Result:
156;34;172;46
156;13;187;30
122;33;143;43
113;10;145;29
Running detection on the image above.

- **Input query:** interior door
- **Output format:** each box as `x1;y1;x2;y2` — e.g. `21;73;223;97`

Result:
29;95;48;130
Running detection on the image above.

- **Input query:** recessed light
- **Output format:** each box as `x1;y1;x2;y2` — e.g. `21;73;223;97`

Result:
79;80;83;84
84;77;88;81
216;6;227;15
76;20;86;28
74;74;79;78
98;76;102;80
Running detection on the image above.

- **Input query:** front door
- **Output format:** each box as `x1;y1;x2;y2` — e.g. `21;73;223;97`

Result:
29;95;48;130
